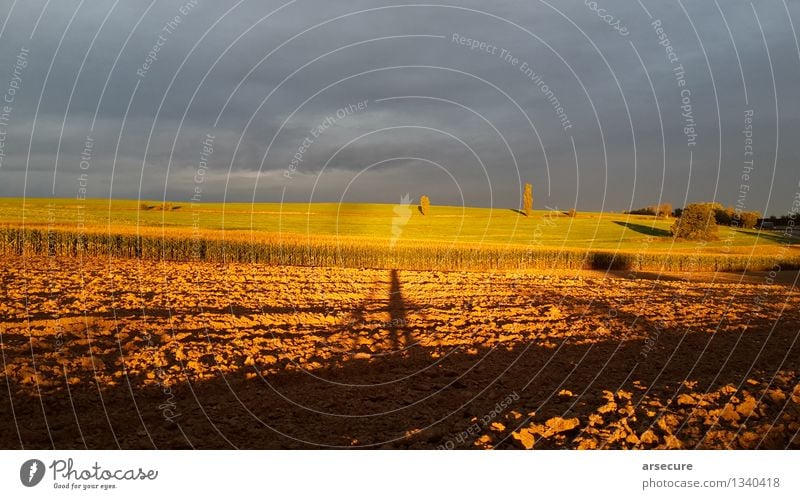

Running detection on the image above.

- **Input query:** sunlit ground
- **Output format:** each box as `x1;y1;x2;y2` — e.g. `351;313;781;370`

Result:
1;256;799;449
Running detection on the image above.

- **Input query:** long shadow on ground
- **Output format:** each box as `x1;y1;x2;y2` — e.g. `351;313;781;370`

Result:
613;221;671;238
2;313;798;449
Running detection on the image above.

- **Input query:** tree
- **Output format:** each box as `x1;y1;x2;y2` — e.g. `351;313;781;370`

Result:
420;195;430;216
670;203;718;240
522;183;533;216
740;211;760;229
655;203;672;218
713;205;736;226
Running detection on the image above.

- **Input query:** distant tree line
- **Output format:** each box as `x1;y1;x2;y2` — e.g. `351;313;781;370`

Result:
625;203;673;218
626;202;761;230
705;203;760;229
759;214;796;227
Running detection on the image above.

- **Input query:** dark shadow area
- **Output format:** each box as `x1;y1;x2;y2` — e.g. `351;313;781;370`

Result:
613;221;671;238
295;270;419;355
0;304;355;324
597;269;800;286
589;252;632;271
598;269;686;282
388;270;412;349
509;209;527;216
3;288;798;450
734;229;799;245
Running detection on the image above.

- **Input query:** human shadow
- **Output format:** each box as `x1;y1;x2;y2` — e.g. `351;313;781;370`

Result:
3;278;798;451
388;269;412;350
613;221;671;238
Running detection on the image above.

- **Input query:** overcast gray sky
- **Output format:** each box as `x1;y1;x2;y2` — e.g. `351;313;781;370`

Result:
0;0;798;214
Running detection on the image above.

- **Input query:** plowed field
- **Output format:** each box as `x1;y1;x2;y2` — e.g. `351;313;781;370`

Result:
1;256;799;449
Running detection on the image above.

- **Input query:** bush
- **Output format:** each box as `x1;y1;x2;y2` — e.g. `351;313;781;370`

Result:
626;207;655;216
420;195;430;216
567;208;577;218
671;203;718;240
522;183;533;216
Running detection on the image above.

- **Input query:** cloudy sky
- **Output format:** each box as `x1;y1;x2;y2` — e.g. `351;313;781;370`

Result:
0;0;799;214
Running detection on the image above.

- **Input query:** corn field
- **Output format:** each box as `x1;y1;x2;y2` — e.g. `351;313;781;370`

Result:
1;226;798;272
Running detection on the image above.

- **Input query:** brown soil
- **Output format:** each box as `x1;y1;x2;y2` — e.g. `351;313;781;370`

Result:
1;256;799;449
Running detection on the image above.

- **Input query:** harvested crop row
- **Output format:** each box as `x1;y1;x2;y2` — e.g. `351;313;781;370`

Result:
2;227;798;272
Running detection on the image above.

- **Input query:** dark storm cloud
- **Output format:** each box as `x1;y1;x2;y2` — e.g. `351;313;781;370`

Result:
0;0;798;214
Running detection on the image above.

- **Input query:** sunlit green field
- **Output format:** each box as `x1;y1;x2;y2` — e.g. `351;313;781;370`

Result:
1;197;798;271
0;197;794;255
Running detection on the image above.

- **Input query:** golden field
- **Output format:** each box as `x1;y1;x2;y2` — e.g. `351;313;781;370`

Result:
1;198;799;272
